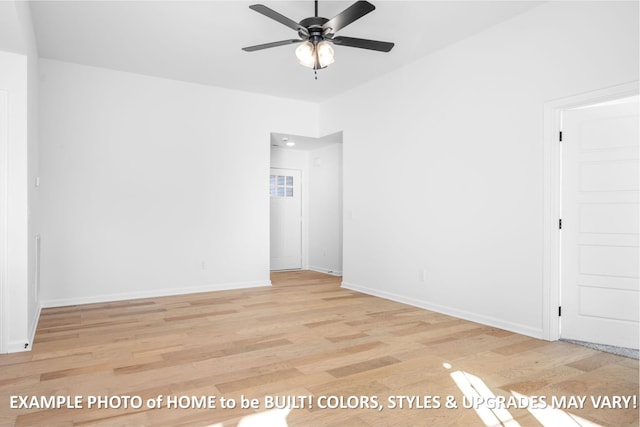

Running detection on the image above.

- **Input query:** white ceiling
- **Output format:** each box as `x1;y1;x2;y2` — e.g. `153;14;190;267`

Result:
29;1;543;103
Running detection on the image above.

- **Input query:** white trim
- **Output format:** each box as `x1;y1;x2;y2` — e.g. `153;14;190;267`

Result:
40;280;271;308
7;340;30;353
307;265;342;276
0;90;8;354
34;234;40;304
342;281;543;339
542;81;639;341
25;302;41;350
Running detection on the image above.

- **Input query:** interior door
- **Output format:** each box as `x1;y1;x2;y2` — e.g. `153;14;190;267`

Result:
561;96;639;349
270;168;302;270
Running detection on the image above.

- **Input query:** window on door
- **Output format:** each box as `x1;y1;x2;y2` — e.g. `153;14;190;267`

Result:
270;174;294;198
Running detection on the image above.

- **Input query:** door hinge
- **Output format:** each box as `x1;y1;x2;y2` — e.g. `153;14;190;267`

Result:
559;131;563;142
559;218;562;229
558;306;562;317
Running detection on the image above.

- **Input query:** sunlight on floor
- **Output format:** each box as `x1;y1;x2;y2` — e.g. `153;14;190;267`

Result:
444;362;603;427
204;408;290;427
511;391;602;427
237;408;291;427
450;370;521;427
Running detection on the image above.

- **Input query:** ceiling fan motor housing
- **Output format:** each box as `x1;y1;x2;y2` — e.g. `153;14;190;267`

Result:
299;16;330;43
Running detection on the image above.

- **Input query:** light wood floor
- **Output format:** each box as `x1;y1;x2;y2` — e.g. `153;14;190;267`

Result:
1;271;638;426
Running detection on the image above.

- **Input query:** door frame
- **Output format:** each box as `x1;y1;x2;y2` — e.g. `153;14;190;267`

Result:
542;81;639;341
0;90;8;354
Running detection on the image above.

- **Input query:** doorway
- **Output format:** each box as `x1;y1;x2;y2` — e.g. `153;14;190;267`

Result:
269;132;343;274
543;82;639;347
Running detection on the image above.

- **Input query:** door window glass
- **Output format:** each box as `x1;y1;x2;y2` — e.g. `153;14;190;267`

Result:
270;175;294;198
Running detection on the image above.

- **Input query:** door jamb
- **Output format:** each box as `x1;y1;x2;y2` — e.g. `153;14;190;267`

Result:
0;90;7;354
542;81;639;341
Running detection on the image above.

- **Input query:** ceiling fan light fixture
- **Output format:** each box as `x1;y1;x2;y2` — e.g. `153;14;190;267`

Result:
295;40;335;69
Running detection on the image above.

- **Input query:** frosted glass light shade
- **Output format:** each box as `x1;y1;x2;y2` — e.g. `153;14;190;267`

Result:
316;41;335;68
295;42;315;68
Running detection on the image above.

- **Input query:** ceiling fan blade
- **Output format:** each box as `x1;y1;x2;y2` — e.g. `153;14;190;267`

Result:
323;1;376;34
249;4;308;36
242;39;302;52
331;36;394;52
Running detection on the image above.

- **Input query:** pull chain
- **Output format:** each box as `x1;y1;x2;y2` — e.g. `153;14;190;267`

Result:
314;70;318;80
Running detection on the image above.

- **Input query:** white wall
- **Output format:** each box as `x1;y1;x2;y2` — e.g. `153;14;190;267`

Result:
39;59;318;306
308;143;342;274
320;1;639;338
0;1;27;54
0;0;39;353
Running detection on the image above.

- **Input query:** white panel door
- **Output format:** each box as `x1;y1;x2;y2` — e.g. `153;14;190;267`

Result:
561;96;639;349
270;168;302;271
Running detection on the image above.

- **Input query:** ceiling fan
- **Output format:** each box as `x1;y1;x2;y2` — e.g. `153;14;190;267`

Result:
242;0;394;71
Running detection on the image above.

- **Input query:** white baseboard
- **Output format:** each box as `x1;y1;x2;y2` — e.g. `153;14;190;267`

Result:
7;340;30;353
307;266;343;276
341;281;543;340
40;280;271;308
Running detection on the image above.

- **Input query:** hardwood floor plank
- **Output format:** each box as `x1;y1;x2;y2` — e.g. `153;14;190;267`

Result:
326;356;401;378
40;363;114;382
326;333;369;343
221;338;293;356
215;367;303;394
